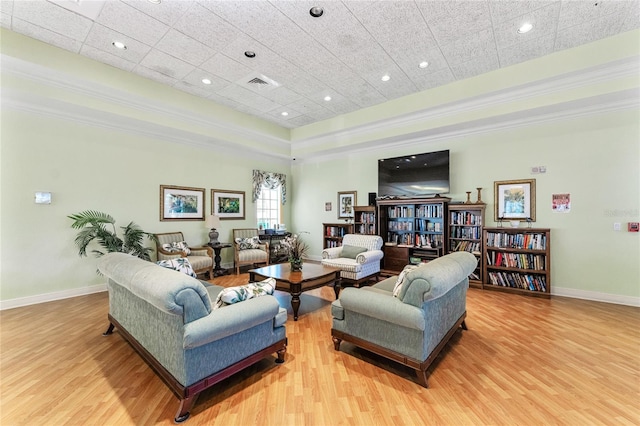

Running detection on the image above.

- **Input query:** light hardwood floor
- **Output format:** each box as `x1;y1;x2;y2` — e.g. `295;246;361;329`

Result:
1;274;639;425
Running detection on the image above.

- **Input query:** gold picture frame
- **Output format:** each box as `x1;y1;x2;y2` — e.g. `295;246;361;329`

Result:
212;189;245;220
494;179;536;222
337;191;357;219
160;185;205;221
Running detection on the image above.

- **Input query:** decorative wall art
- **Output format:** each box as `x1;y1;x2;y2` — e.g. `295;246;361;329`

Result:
160;185;205;221
212;189;245;220
494;179;536;222
337;191;357;219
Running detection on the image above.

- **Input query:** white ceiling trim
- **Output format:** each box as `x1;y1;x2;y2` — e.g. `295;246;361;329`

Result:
2;88;292;163
0;55;291;149
293;56;640;150
293;88;640;164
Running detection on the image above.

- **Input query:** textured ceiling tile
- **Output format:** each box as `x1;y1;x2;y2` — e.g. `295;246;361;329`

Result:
287;98;326;115
11;17;82;53
12;0;92;41
132;65;178;86
172;2;241;52
498;34;556;68
285;114;315;127
420;1;493;46
0;0;14;15
555;12;630;51
266;106;302;120
182;68;230;91
493;2;561;50
96;1;169;46
557;0;633;30
441;28;497;66
200;53;252;83
619;1;640;31
261;87;303;106
411;67;456;92
80;44;137;72
138;49;195;80
122;0;194;26
83;24;151;63
173;80;217;98
489;1;557;23
450;54;500;80
217;85;281;112
155;29;215;66
1;12;11;28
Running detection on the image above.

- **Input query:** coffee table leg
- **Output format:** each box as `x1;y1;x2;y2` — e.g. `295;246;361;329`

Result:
291;295;300;321
333;279;341;299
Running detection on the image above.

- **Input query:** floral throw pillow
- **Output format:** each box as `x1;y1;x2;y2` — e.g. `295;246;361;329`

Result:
213;278;276;309
162;241;191;255
235;236;261;250
392;264;419;298
157;257;197;278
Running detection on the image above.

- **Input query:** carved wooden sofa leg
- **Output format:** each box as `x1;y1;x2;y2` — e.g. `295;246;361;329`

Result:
332;336;342;351
103;323;114;336
174;394;199;423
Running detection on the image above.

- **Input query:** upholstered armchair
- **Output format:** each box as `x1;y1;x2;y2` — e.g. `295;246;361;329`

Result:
321;234;384;294
331;251;477;387
233;228;269;274
155;232;214;279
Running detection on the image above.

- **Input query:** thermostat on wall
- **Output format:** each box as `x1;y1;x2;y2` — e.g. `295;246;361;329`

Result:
35;192;52;204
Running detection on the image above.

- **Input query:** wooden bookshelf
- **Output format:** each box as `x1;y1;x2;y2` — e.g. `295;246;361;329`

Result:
353;206;377;235
322;223;354;249
448;203;485;288
377;197;450;274
482;227;551;298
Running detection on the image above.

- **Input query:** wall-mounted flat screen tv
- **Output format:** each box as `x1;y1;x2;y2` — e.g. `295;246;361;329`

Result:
378;149;450;198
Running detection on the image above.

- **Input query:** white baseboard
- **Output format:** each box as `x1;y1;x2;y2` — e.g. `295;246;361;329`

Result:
552;286;640;307
0;284;107;311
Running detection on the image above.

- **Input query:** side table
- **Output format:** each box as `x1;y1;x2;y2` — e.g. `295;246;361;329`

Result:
207;243;232;277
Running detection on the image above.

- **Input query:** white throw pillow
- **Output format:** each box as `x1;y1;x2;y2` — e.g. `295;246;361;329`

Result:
157;257;197;278
392;264;418;298
213;278;276;309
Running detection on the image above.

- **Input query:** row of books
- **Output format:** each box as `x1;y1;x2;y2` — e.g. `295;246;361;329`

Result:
357;212;376;223
416;219;441;232
450;212;482;225
386;233;444;247
325;226;346;237
487;251;546;270
325;240;342;248
388;221;413;231
486;232;547;250
387;206;414;218
357;224;376;235
450;227;481;239
450;240;481;253
487;271;547;292
416;204;443;218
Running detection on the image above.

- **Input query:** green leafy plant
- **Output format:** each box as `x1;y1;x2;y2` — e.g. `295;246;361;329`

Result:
68;210;157;261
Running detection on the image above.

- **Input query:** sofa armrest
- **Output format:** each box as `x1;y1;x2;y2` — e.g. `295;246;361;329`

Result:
322;247;343;259
183;296;281;349
355;249;384;265
338;287;425;331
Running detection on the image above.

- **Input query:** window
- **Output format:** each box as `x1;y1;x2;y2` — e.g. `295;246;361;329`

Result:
256;184;281;230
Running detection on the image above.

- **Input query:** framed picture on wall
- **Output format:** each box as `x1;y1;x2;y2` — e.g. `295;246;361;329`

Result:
337;191;357;219
212;189;245;220
160;185;205;221
494;179;536;221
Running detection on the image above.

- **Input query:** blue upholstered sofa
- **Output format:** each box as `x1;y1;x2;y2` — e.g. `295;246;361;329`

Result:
98;253;287;423
331;251;477;387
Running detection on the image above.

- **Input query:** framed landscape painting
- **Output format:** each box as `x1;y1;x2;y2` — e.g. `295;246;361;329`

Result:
212;189;245;220
494;179;536;221
160;185;205;221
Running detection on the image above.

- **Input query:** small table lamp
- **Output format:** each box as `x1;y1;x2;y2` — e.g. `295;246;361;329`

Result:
205;215;221;245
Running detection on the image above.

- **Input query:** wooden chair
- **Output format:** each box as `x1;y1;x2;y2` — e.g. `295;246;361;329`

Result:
233;228;269;274
155;232;214;279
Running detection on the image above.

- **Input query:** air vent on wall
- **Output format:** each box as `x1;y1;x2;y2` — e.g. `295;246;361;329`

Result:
237;72;281;92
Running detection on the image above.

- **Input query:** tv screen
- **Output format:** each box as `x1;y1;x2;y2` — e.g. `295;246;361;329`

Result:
378;150;450;198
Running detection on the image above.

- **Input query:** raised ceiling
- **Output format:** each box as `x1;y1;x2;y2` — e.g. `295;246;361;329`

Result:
1;0;639;129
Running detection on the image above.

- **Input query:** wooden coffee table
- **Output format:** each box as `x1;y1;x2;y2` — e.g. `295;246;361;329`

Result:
249;263;341;321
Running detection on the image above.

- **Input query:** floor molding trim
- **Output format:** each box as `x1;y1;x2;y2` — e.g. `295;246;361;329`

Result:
552;286;639;307
0;284;107;311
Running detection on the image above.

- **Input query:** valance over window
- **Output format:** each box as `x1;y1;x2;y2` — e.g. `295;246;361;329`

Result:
252;170;287;205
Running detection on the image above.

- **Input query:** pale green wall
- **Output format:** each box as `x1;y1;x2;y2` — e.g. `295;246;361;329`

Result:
0;109;290;301
292;109;640;298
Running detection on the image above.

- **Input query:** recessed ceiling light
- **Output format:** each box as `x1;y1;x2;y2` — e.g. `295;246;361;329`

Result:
324;95;332;101
281;112;289;116
419;61;429;69
147;0;161;4
309;7;323;17
244;51;256;58
112;41;127;50
517;22;533;34
202;78;212;85
381;74;390;82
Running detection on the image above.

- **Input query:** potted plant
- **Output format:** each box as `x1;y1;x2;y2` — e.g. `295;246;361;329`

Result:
68;210;157;261
280;232;309;272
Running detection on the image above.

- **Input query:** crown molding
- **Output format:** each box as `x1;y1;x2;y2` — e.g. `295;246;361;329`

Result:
0;55;291;151
2;88;293;163
293;56;640;152
294;88;640;164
